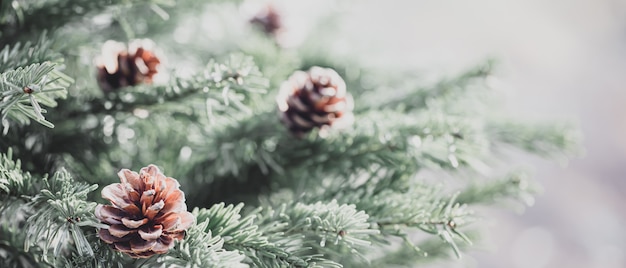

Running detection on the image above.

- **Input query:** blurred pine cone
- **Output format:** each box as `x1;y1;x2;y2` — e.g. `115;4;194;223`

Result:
277;66;354;137
249;4;283;37
95;165;194;258
96;40;161;92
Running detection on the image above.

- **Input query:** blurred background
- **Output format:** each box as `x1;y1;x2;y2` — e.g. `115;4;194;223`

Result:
290;0;626;267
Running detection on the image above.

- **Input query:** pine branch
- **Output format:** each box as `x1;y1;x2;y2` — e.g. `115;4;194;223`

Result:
150;220;247;268
0;62;73;132
0;148;37;198
23;169;100;265
185;109;490;206
456;170;539;207
273;155;480;261
0;155;102;267
0;222;42;268
253;201;380;266
0;149;38;266
253;196;472;264
194;203;336;268
366;231;480;267
0;32;63;74
3;54;268;183
487;120;582;160
318;182;474;260
70;54;267;118
0;0;156;43
56;241;128;268
359;60;494;113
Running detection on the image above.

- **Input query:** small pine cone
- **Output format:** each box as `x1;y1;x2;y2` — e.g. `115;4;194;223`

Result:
96;40;161;92
95;165;194;258
249;4;283;37
277;66;354;136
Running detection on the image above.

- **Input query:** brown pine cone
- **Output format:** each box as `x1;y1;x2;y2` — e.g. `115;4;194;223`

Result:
95;165;194;258
249;4;283;37
96;40;161;92
277;66;354;136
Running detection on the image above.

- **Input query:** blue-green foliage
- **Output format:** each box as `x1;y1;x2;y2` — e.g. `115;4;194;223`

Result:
0;0;581;267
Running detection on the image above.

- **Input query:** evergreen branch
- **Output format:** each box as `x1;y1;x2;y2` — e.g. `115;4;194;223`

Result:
185;109;490;206
359;60;494;113
23;169;99;265
265;201;379;248
372;192;472;231
184;111;282;186
0;32;63;74
253;200;380;266
0;148;36;198
0;149;40;266
51;54;269;187
0;221;42;268
456;170;539;207
56;241;129;268
303;179;474;260
357;189;473;258
366;231;480;267
0;158;103;267
487;120;582;160
194;203;334;268
73;54;268;118
294;110;486;174
0;62;73;132
0;0;155;43
150;220;247;268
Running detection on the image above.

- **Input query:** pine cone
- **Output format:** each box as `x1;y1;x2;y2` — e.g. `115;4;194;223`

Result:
96;40;161;92
277;66;354;136
250;4;283;37
95;165;194;258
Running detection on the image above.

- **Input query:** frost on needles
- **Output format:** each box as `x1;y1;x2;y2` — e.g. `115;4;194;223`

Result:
0;1;580;267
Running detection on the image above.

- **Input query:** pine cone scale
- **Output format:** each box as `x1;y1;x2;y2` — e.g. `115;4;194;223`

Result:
140;189;157;212
169;232;185;241
318;89;336;97
154;176;177;199
102;184;142;215
95;205;124;225
176;212;194;231
108;224;137;238
141;165;159;178
287;96;309;112
139;225;163;240
322;101;346;113
158;193;185;216
98;229;128;244
140;172;156;189
148;200;165;218
121;217;148;228
119;170;142;190
151;241;170;254
114;242;132;253
310;114;332;124
158;211;193;232
291;114;315;128
130;239;157;252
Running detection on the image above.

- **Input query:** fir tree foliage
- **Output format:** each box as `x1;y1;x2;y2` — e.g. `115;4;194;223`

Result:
0;62;72;130
0;0;580;267
0;149;100;267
